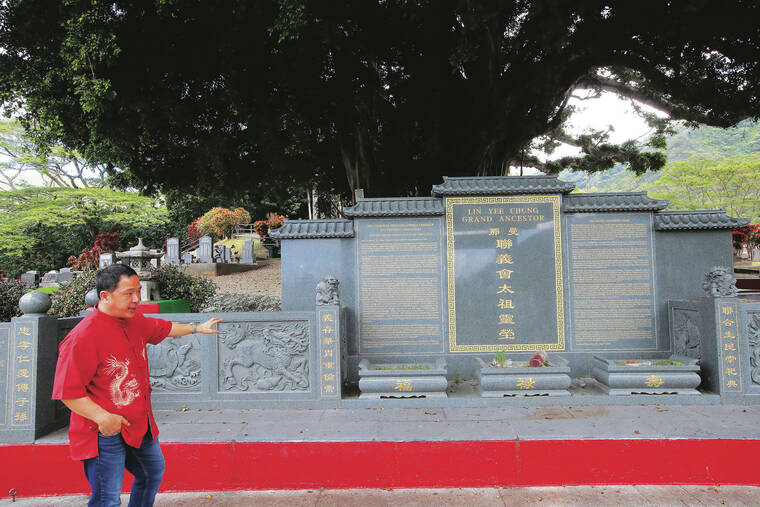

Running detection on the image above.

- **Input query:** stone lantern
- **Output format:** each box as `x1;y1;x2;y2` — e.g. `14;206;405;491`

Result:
115;238;163;301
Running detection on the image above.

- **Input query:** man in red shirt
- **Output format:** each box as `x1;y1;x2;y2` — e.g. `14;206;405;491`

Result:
52;264;222;506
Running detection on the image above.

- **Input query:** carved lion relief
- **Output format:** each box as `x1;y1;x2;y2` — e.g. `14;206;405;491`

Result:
218;321;310;392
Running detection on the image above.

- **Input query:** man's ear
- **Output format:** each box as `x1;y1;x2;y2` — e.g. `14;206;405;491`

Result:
99;290;109;302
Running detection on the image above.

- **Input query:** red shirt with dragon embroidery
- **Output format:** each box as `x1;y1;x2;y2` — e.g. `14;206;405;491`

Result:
52;306;172;460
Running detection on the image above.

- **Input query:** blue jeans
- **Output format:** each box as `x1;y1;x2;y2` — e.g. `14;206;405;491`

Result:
82;429;165;507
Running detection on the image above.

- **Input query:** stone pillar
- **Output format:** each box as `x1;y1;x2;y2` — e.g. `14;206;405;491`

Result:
198;236;213;263
0;292;67;443
240;240;255;264
166;238;180;264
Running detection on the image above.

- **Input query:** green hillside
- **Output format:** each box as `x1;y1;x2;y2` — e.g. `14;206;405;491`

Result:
559;119;760;192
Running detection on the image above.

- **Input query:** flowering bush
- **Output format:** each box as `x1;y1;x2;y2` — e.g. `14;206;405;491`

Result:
734;224;760;251
67;233;121;271
253;212;287;238
187;217;201;244
49;270;96;317
195;207;251;240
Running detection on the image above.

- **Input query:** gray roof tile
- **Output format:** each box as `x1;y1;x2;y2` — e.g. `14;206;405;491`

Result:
269;219;355;239
431;176;575;196
654;210;750;231
343;197;443;217
563;192;669;212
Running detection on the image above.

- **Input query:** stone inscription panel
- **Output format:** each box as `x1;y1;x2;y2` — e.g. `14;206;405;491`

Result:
0;324;9;427
11;322;35;427
718;302;742;393
356;218;445;355
566;214;658;351
318;308;340;397
446;196;565;352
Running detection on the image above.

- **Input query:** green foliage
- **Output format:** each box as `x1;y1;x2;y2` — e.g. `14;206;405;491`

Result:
195;207;251;240
48;270;96;318
0;187;170;276
201;293;282;313
646;154;760;221
150;264;216;313
0;279;25;322
3;2;760;198
493;351;507;368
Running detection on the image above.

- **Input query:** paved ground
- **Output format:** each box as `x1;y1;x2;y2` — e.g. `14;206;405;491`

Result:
34;403;760;444
5;485;760;506
212;259;281;297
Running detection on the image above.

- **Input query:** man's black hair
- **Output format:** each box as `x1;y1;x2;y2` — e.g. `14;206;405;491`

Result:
96;264;138;294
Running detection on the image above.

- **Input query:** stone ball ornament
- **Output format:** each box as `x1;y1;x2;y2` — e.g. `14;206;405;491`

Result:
19;290;52;315
85;288;100;307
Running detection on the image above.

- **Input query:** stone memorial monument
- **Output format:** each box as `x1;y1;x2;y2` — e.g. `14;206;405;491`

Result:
272;175;749;382
98;253;114;268
240;240;255;264
198;236;213;263
20;271;39;290
39;270;59;288
166;237;180;264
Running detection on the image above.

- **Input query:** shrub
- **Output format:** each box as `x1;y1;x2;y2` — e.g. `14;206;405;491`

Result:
201;293;282;313
67;233;122;271
253;212;287;238
195;207;251;240
150;263;216;312
187;217;201;244
49;270;97;318
0;279;25;322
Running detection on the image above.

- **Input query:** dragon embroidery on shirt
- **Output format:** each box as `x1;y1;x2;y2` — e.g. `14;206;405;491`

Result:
104;356;140;407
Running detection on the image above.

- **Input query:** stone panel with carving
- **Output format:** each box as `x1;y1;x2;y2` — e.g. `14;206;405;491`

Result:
218;321;310;392
748;312;760;385
673;309;702;359
148;336;202;391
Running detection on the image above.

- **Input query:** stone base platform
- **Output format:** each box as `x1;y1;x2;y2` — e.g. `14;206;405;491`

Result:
184;262;259;278
2;403;759;498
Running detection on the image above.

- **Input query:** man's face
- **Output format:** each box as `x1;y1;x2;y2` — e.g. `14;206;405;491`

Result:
100;275;141;319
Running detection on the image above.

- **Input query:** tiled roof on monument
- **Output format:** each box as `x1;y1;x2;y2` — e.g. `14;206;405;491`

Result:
654;210;750;230
268;219;355;239
563;192;669;212
343;197;444;217
431;175;575;196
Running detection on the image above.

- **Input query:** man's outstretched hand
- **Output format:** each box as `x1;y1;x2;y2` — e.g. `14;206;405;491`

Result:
197;317;222;334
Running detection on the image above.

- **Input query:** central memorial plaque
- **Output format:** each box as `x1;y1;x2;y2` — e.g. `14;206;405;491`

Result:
446;196;565;352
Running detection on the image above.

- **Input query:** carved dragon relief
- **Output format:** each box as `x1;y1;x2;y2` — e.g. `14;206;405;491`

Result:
218;321;310;392
748;312;760;385
148;336;201;391
673;309;701;359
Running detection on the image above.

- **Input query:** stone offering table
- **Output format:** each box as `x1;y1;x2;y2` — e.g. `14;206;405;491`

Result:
358;358;448;399
592;355;701;395
475;356;571;397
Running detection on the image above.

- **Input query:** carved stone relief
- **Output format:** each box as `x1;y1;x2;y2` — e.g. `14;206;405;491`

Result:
218;321;310;392
703;266;738;298
747;312;760;385
148;336;202;391
672;309;701;359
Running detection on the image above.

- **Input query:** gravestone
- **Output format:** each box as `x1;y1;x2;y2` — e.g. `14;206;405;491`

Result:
20;271;39;290
273;176;747;380
240;240;255;264
166;237;180;264
182;253;193;264
98;253;113;268
39;271;59;288
198;236;213;263
57;268;75;284
224;246;232;263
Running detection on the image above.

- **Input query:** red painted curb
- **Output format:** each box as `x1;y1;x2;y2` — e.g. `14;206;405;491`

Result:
2;439;759;498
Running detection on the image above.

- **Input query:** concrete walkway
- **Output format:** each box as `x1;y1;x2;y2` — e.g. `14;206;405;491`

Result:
35;403;760;444
5;485;760;506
